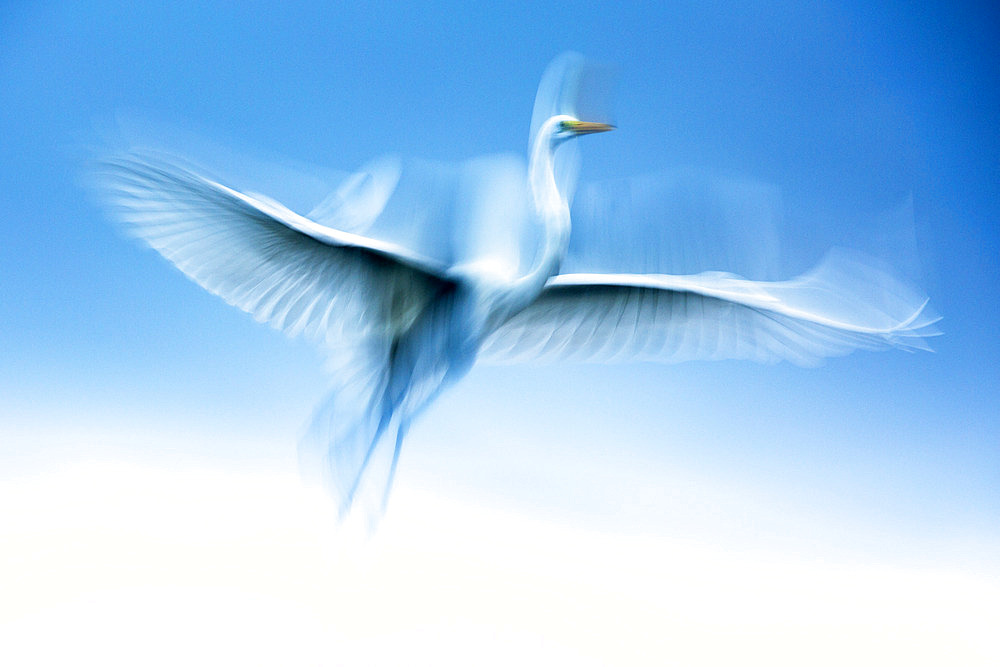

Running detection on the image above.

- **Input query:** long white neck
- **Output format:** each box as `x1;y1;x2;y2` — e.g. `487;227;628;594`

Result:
507;115;573;306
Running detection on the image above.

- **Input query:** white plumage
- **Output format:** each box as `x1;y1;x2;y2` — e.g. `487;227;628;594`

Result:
96;53;937;522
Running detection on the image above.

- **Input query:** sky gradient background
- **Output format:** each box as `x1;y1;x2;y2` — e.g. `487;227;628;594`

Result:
2;1;998;664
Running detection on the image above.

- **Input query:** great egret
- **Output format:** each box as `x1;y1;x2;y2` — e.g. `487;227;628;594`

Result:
97;54;936;521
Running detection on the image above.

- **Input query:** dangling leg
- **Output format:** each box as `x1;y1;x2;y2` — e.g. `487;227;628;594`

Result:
380;418;410;512
340;389;401;517
297;339;397;520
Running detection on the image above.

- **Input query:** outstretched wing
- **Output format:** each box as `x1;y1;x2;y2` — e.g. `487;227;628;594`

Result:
479;251;938;366
97;152;453;348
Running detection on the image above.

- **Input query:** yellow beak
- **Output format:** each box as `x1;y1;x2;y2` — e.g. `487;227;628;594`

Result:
563;120;616;135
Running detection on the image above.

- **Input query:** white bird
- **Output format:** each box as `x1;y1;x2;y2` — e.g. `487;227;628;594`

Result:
97;54;937;522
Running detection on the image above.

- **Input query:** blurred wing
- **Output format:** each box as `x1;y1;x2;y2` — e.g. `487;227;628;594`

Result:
97;152;452;348
305;155;402;235
567;169;785;279
480;251;938;366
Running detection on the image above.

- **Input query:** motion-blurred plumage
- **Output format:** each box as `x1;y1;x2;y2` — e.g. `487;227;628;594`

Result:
97;53;937;522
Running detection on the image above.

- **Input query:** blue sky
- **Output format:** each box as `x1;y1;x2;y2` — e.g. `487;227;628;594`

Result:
1;1;998;663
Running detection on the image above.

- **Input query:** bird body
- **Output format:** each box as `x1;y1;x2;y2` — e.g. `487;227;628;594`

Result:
302;113;610;516
97;54;937;522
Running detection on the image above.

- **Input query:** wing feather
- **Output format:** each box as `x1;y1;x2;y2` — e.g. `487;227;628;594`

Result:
480;253;938;366
97;153;452;348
